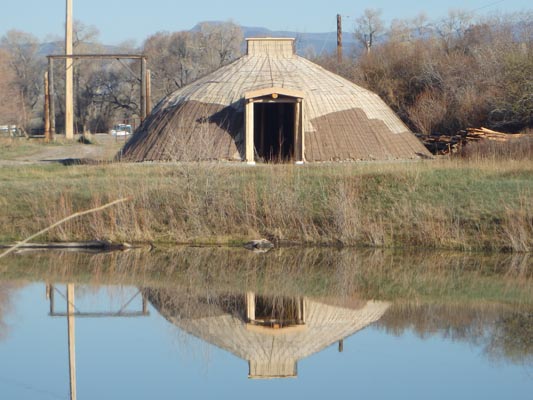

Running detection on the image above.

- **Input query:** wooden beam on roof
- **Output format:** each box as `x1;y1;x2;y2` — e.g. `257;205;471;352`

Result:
245;87;304;100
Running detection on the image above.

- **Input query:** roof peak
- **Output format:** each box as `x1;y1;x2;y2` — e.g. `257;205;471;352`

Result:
246;37;295;57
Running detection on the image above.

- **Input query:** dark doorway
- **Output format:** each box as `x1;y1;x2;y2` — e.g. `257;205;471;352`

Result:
254;295;304;328
254;102;295;162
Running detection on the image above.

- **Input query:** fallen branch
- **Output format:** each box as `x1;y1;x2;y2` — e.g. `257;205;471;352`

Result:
0;197;132;259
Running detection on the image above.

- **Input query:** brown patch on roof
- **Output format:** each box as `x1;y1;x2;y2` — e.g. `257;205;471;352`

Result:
307;108;430;161
120;101;244;162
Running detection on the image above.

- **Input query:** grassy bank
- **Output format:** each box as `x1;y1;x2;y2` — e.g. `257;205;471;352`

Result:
0;158;532;251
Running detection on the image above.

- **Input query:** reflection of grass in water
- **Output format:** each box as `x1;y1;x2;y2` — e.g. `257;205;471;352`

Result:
1;248;531;305
0;248;531;365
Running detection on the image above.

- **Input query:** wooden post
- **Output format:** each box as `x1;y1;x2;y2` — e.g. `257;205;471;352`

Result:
294;100;301;162
146;68;152;116
142;294;148;315
44;71;50;141
246;292;256;322
245;100;255;164
294;99;304;164
338;339;344;353
67;284;77;400
296;296;303;324
140;57;147;121
65;0;74;140
337;14;343;64
48;58;56;139
49;284;55;314
301;297;306;324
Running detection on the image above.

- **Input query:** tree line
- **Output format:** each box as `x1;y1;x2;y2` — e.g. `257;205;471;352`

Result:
0;21;242;135
0;11;531;136
316;9;532;135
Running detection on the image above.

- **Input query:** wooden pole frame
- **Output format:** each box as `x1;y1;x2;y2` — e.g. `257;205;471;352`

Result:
140;57;147;121
44;71;50;141
48;58;56;138
67;284;77;400
65;0;74;140
46;54;148;134
146;69;152;115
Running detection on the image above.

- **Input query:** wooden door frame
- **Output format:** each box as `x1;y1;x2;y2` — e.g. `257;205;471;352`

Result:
244;87;304;164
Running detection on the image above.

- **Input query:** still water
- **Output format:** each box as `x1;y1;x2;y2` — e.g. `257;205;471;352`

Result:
0;248;531;399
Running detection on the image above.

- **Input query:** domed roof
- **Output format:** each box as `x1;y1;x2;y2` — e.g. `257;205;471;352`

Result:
121;38;431;162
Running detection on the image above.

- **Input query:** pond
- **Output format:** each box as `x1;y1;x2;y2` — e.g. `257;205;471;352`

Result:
0;248;531;399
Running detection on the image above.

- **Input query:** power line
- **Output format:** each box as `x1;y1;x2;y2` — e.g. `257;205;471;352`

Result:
471;0;505;14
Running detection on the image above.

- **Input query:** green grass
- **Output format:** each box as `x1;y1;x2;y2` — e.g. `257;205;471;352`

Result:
0;247;531;305
0;159;532;251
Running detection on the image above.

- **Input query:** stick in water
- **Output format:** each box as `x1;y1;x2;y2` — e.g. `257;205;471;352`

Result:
0;197;132;259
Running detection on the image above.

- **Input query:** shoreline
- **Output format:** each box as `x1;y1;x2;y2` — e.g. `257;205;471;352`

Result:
0;159;531;253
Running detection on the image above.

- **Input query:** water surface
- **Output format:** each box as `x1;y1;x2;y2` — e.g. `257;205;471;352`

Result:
0;248;531;399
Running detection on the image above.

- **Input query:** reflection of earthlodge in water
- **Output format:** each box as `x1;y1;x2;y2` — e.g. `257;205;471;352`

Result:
145;289;390;379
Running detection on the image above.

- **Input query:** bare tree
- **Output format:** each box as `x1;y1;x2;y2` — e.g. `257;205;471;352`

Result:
143;31;197;100
434;9;473;53
144;22;243;105
0;30;45;130
0;49;24;127
354;8;384;53
389;13;431;43
51;22;141;133
71;21;110;133
197;21;242;70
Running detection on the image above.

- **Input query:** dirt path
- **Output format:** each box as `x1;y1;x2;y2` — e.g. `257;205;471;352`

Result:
0;134;126;165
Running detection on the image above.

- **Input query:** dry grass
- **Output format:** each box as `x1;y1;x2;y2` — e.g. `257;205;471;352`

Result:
1;248;531;303
457;136;533;162
0;158;532;252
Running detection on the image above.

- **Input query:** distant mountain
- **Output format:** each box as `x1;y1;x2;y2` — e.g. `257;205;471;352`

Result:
37;41;123;56
37;23;357;58
38;41;61;56
243;26;356;56
192;22;357;56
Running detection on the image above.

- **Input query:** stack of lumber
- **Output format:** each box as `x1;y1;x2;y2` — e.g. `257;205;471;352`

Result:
418;127;527;155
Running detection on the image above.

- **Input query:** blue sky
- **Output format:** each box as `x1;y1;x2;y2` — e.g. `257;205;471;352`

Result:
1;0;529;45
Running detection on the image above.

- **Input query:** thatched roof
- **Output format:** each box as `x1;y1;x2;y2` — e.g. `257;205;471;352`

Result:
146;289;389;379
121;38;430;162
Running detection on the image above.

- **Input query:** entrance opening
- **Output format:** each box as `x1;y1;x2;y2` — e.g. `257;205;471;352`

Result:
253;295;304;328
254;103;295;162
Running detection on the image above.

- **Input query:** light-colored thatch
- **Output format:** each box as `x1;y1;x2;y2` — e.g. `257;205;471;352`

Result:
146;290;389;379
121;38;431;162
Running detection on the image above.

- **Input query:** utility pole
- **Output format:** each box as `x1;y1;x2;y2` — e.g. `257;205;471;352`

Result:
337;14;343;63
140;57;147;122
67;284;77;400
44;71;50;141
65;0;74;140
